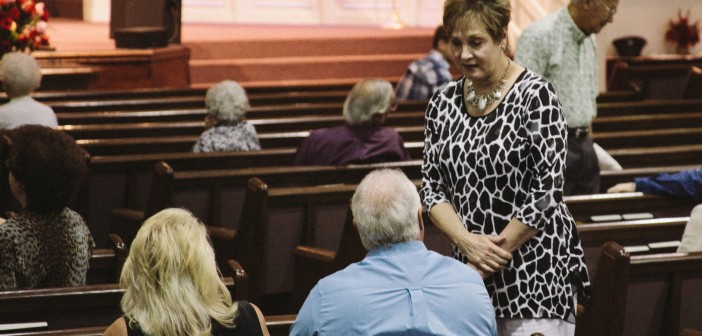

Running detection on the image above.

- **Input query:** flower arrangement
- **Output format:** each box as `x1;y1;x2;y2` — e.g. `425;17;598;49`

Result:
0;0;49;55
665;9;700;54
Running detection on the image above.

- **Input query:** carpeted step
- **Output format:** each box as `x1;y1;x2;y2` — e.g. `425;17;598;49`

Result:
189;53;424;84
185;35;431;60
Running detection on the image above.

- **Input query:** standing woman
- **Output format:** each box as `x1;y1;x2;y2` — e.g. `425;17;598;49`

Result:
420;1;590;335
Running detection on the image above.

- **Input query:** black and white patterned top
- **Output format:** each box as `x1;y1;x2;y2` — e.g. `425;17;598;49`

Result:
192;121;261;153
420;69;591;320
0;208;93;290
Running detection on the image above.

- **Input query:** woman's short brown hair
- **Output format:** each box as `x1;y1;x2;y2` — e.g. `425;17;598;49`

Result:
443;0;511;42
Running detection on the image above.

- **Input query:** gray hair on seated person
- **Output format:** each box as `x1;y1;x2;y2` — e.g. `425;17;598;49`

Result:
205;80;249;122
342;79;394;125
0;52;42;97
351;169;421;250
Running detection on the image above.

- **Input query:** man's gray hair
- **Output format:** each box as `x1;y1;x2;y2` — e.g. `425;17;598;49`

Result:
205;80;249;122
342;79;394;125
351;169;421;250
0;52;42;97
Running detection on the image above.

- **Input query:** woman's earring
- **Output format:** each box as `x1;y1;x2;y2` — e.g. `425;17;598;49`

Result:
501;44;507;51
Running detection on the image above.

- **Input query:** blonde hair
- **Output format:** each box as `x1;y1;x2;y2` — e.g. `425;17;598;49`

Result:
120;208;238;336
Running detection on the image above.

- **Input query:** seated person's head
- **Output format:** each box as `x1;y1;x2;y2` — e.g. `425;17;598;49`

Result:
120;208;236;335
351;169;422;250
204;80;249;128
343;79;397;126
433;25;451;60
0;52;42;98
7;125;87;214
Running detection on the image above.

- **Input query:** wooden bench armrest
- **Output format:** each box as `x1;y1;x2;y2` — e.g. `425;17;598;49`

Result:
227;259;249;302
681;329;702;336
294;245;336;263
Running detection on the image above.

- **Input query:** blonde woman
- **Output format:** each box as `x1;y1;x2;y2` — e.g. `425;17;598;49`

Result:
104;208;269;336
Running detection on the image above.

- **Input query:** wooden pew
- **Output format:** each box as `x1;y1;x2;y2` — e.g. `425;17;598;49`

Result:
683;66;702;99
607;63;693;99
577;217;689;279
606;145;702;169
593;111;702;132
111;165;696;312
85;234;127;285
597;99;702;118
565;192;697;224
110;160;425;244
83;147;423;247
0;262;246;332
1;314;296;336
577;241;702;336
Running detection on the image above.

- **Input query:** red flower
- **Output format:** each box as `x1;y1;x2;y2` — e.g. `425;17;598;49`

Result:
40;7;48;21
7;6;19;20
21;0;34;14
665;9;700;47
0;16;13;31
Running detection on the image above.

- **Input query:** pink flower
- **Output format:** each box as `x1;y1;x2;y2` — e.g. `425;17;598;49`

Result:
1;0;16;5
35;20;46;33
35;2;44;16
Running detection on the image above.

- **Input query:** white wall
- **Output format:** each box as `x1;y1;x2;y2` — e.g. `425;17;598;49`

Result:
598;0;702;57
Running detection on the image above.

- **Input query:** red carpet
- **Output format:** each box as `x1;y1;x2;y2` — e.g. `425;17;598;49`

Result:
47;18;435;87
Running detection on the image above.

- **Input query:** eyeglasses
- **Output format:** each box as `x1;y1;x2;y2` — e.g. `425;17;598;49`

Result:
596;0;617;17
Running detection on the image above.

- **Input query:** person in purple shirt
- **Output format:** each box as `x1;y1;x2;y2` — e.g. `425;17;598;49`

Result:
290;169;497;336
293;79;411;165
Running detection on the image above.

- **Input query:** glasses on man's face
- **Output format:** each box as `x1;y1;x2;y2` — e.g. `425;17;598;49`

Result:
596;0;617;17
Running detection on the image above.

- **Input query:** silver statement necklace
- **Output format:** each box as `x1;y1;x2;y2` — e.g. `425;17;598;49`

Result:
463;58;512;112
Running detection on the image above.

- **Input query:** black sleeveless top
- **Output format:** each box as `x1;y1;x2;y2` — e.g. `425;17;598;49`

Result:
125;300;264;336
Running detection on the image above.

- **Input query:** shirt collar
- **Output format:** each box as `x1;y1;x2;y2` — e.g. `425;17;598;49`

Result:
428;50;450;68
367;240;427;258
559;7;589;43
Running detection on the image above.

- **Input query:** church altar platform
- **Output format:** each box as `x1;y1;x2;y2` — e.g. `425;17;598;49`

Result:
35;18;435;90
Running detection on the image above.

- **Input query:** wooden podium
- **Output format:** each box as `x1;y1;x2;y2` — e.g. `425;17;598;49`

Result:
110;0;181;46
33;46;191;90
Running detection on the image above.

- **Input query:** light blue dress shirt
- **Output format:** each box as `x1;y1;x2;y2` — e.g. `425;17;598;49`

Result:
290;241;497;336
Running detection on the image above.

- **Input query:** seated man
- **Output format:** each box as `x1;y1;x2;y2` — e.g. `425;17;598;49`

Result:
293;79;410;165
290;169;497;335
395;25;452;100
609;168;702;252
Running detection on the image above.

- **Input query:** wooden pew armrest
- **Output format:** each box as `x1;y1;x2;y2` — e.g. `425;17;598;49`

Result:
294;245;336;263
227;259;249;302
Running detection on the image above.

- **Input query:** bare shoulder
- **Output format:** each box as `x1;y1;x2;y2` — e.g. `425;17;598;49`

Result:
103;317;128;336
250;303;270;336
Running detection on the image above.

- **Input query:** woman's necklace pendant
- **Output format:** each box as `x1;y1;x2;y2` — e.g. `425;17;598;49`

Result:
464;59;511;113
478;97;487;111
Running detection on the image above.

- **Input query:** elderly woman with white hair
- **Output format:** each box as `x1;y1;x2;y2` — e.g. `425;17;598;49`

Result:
293;78;410;165
0;52;57;130
192;80;261;153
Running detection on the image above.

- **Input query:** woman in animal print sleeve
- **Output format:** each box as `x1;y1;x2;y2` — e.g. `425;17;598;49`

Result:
420;1;591;335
